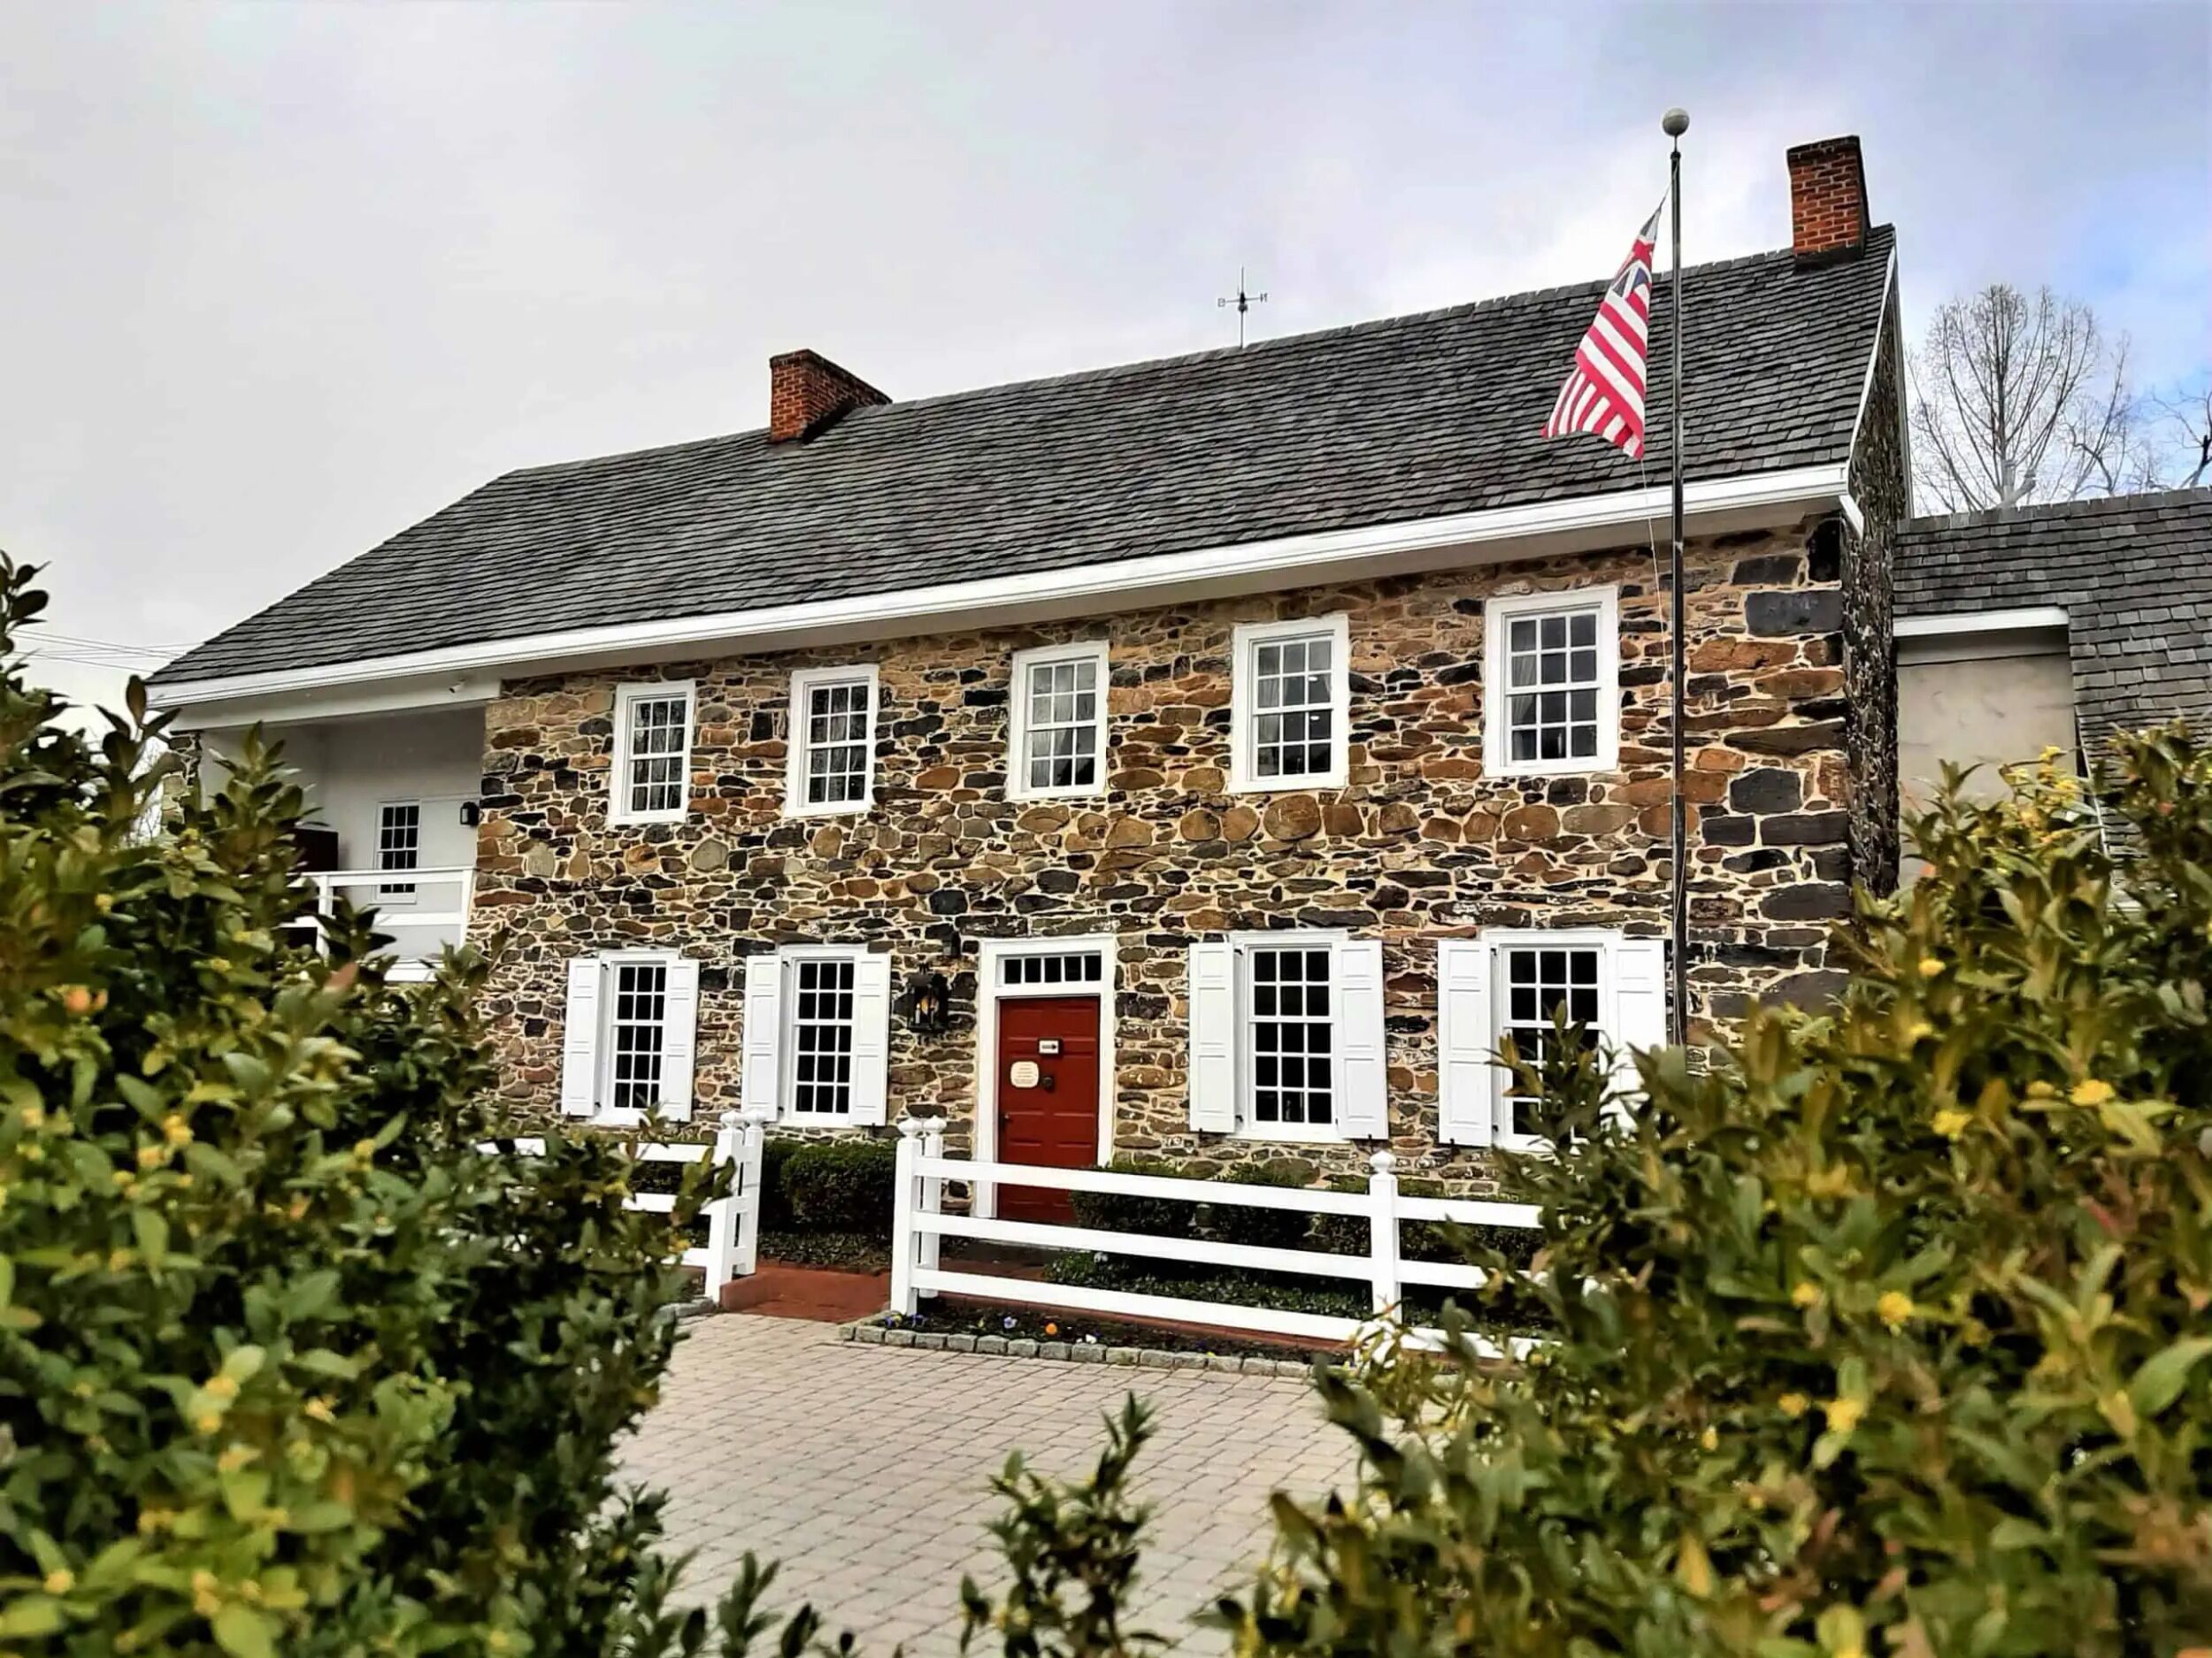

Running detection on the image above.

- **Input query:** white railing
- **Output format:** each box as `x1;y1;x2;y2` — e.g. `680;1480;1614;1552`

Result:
482;1109;772;1297
306;867;476;976
888;1118;1543;1359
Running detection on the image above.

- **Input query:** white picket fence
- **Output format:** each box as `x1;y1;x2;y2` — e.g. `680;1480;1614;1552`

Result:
888;1117;1542;1358
482;1109;772;1296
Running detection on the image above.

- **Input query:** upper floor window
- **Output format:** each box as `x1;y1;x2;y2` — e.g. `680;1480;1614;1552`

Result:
1482;587;1620;775
610;681;695;825
1009;641;1109;801
1230;614;1350;791
787;665;879;816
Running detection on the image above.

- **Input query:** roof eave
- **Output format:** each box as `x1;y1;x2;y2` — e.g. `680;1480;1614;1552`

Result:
151;462;1848;729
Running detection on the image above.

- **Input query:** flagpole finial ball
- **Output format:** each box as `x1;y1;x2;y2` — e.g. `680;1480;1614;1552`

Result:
1662;108;1690;138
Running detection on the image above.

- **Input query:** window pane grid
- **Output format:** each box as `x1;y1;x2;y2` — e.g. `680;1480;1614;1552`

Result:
625;694;689;817
1498;946;1601;1141
789;958;856;1117
1023;656;1101;793
1506;608;1601;764
1249;946;1333;1128
1001;952;1104;986
607;961;669;1113
803;680;872;807
1250;634;1335;780
376;802;420;897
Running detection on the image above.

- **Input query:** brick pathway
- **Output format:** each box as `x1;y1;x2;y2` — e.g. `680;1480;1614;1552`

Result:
621;1313;1353;1654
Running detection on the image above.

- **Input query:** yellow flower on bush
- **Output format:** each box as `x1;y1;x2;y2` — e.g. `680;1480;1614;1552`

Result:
205;1373;239;1401
42;1568;72;1595
304;1396;336;1424
1823;1396;1865;1433
1932;1108;1971;1140
193;1411;222;1435
135;1144;165;1170
1876;1291;1915;1328
1778;1392;1809;1418
161;1114;192;1148
1792;1281;1822;1309
1904;1019;1933;1044
1700;1425;1718;1451
2070;1078;2115;1107
217;1444;257;1473
2027;1078;2055;1099
1916;957;1946;979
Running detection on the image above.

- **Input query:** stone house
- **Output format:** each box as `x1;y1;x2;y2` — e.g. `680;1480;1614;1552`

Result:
150;134;1905;1199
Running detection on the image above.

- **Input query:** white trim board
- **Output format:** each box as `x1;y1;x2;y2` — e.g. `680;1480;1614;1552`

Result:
150;464;1850;727
1893;606;2070;640
971;933;1119;1222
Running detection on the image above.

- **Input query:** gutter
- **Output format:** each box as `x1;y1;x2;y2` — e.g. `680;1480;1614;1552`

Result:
152;462;1848;727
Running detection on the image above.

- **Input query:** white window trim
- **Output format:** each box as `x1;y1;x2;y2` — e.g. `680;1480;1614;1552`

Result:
971;933;1118;1219
772;942;872;1123
1231;928;1349;1144
1482;927;1622;1155
590;947;685;1130
1481;586;1621;777
374;798;422;905
608;680;696;826
1229;613;1351;793
1006;641;1110;802
784;664;880;818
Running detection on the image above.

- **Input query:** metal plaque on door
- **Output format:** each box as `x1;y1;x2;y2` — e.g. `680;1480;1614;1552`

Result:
1009;1061;1041;1089
1038;1039;1061;1055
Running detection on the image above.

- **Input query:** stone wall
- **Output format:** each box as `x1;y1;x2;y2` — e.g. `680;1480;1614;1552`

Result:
1844;291;1908;891
472;523;1857;1188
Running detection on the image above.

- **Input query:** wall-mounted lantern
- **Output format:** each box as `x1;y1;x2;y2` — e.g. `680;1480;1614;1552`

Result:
899;970;953;1037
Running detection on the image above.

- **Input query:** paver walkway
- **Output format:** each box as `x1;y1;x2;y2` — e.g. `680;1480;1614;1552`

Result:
621;1313;1354;1654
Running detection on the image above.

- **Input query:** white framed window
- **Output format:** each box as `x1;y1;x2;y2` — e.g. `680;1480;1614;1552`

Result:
1008;641;1109;801
740;946;891;1125
559;949;699;1125
610;681;695;825
1230;614;1350;792
375;801;420;899
1481;587;1620;775
786;665;879;817
1436;930;1664;1151
1186;930;1386;1141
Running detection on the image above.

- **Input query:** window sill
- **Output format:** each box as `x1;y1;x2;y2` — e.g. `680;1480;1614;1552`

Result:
783;799;873;820
1485;757;1615;780
1006;783;1108;805
609;810;690;829
1227;771;1348;794
1234;1123;1352;1146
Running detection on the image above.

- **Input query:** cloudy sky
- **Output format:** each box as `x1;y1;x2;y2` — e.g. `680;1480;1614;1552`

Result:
4;1;2206;718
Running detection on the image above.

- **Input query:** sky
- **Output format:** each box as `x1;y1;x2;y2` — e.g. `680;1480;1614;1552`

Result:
4;0;2207;721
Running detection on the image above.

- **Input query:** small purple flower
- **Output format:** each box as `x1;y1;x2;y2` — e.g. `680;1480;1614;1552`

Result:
1002;1315;1018;1331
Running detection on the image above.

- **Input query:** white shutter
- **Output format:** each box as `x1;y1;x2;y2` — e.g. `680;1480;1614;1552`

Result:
739;955;783;1119
1435;940;1494;1147
848;951;892;1126
657;957;699;1123
1333;939;1388;1140
560;956;602;1117
1187;940;1237;1132
1609;935;1669;1121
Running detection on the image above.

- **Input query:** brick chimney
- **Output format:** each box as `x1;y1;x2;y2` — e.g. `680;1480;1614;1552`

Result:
768;349;889;441
1786;135;1870;265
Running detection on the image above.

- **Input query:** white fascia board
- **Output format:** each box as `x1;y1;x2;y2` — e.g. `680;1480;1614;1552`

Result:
1893;605;2070;640
1845;242;1901;466
163;672;502;733
150;463;1847;726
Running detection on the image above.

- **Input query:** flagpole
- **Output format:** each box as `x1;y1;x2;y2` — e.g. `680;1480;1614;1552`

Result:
1663;107;1690;1048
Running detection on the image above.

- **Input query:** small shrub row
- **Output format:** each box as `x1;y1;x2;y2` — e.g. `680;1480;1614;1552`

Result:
765;1133;897;1234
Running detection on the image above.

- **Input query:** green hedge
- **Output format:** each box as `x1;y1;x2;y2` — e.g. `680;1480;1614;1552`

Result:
1068;1155;1187;1235
778;1135;897;1233
1207;1157;1320;1251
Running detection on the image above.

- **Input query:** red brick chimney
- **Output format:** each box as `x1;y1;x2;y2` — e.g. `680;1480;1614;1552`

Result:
1786;135;1870;265
768;349;889;441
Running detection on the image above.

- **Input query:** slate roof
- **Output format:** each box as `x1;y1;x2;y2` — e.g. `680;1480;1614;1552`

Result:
157;227;1895;686
1895;487;2212;744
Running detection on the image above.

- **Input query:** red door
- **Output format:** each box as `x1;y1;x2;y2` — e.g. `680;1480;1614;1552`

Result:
995;996;1100;1224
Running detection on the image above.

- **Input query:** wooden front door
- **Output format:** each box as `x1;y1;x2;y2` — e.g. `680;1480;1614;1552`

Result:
995;996;1101;1224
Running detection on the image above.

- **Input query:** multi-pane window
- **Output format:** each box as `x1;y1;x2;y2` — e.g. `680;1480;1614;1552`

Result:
1505;609;1601;764
606;959;670;1114
376;802;420;897
1013;645;1106;797
1497;945;1601;1144
1248;945;1334;1130
787;956;857;1117
1001;951;1105;987
612;683;694;824
1233;617;1348;790
790;668;876;813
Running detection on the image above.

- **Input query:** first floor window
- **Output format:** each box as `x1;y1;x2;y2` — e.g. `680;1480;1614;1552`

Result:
1248;943;1333;1130
1186;931;1386;1140
611;681;695;825
787;666;878;814
560;951;699;1122
1483;587;1620;776
1495;943;1601;1145
376;801;420;897
1232;615;1349;790
1010;642;1108;798
740;947;892;1125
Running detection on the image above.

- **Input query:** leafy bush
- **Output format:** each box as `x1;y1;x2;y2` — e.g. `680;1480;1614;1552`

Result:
0;560;725;1654
779;1137;896;1234
757;1135;802;1232
1065;1155;1185;1237
1204;1158;1316;1252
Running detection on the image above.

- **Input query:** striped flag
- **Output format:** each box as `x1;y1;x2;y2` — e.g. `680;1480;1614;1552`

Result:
1542;198;1665;459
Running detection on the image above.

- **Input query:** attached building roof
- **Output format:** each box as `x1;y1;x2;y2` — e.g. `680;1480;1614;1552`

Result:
157;227;1895;687
1895;487;2212;744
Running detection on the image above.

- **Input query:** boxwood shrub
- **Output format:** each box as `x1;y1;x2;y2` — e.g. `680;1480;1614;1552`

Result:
778;1136;897;1234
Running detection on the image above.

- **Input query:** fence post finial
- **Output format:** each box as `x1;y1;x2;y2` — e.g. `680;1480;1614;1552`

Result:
1366;1149;1402;1318
1369;1148;1398;1176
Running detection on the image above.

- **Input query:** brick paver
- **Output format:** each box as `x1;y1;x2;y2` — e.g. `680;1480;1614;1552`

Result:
621;1314;1353;1654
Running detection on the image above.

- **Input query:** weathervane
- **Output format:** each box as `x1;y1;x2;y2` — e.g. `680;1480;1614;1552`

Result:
1217;267;1268;347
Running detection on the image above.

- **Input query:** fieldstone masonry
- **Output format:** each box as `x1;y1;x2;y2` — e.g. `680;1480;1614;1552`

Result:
470;516;1888;1191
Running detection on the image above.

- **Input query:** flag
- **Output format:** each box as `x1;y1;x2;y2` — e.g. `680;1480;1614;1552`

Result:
1542;197;1664;459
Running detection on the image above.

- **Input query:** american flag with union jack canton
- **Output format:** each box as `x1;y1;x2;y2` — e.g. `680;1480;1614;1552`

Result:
1542;197;1665;459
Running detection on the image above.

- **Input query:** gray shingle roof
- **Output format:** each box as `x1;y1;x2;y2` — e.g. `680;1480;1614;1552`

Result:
1896;487;2212;744
157;228;1895;686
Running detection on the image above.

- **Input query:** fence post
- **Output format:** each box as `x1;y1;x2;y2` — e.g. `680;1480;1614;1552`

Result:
889;1118;926;1316
1367;1149;1401;1316
918;1117;946;1298
733;1109;772;1278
